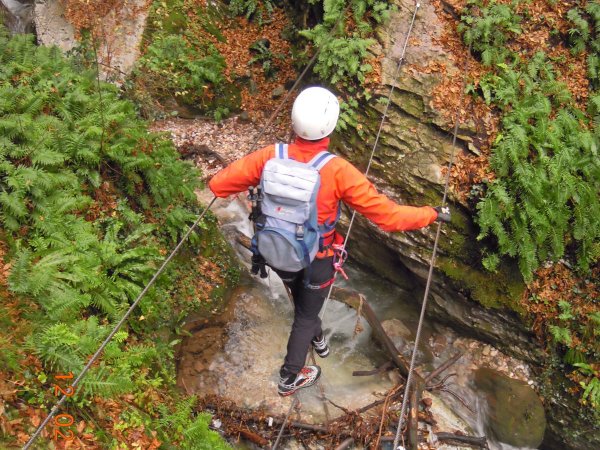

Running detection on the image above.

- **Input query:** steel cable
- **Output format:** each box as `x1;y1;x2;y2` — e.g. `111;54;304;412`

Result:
22;197;217;449
392;45;471;450
320;1;421;321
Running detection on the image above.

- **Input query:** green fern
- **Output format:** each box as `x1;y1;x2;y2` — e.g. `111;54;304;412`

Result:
157;396;231;449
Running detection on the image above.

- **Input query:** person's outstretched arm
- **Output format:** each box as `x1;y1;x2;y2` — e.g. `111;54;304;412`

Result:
208;146;273;197
336;160;438;232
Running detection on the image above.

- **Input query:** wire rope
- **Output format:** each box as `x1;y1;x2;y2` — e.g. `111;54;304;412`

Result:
320;1;421;321
392;45;471;450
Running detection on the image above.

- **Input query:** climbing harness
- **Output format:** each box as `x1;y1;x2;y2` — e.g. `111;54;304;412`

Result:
332;243;349;280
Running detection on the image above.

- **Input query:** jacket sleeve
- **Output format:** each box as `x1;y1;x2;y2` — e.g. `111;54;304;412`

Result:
336;161;438;232
208;146;273;198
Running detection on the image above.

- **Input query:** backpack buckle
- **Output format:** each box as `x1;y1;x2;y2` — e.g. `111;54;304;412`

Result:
296;224;304;240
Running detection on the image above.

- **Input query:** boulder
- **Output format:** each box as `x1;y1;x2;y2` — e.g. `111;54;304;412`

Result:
474;368;546;448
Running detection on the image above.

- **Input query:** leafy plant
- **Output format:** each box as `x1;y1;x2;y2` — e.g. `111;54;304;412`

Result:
248;39;284;78
229;0;275;25
459;2;600;281
0;27;233;447
157;396;231;449
136;34;226;113
127;0;234;119
567;2;600;88
459;0;522;67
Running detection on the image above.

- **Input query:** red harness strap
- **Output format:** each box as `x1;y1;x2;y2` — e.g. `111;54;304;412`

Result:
308;232;348;289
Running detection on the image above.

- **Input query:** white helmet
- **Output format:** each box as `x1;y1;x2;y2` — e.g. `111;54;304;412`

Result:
291;87;340;140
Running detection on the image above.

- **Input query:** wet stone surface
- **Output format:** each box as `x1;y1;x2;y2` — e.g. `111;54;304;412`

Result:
474;368;546;449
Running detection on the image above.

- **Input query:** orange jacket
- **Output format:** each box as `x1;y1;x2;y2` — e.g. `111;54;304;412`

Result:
208;138;438;232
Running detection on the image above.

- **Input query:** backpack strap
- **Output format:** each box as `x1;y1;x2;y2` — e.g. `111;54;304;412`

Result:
275;143;289;159
307;150;336;171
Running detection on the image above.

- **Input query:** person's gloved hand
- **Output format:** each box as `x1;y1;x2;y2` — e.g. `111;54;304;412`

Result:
434;206;451;223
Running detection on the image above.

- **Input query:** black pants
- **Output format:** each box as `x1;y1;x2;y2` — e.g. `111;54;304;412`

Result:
275;256;334;376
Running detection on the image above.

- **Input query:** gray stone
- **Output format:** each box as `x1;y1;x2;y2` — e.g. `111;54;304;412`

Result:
271;85;285;98
34;0;149;82
475;368;546;448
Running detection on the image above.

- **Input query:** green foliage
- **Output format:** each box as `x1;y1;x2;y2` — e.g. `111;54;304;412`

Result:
229;0;275;25
300;0;389;86
294;0;393;133
567;2;600;88
459;0;521;67
460;2;600;281
136;34;226;114
129;0;234;119
0;28;233;447
248;39;284;78
157;396;231;449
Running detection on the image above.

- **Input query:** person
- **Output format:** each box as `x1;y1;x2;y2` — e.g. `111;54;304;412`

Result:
208;86;450;397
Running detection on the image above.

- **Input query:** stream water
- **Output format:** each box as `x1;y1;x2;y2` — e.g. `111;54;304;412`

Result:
0;0;33;33
179;191;546;449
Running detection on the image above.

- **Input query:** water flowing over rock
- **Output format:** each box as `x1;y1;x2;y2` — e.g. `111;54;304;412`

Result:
1;0;34;33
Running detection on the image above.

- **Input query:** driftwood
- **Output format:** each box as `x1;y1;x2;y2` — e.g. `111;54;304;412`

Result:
380;432;489;449
352;360;394;376
408;388;420;450
436;432;489;449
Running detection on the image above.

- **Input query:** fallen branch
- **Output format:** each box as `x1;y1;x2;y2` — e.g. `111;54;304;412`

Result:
234;427;269;447
425;352;464;385
352;360;394;377
436;432;489;449
408;387;421;450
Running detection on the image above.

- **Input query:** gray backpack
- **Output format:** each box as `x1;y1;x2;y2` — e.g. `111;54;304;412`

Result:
250;143;337;274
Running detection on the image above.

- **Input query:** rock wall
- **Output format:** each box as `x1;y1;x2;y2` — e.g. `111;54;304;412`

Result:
34;0;149;81
331;0;535;360
328;2;598;448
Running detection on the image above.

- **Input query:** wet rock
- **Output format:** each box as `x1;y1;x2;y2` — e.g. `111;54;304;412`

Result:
381;318;411;341
1;0;34;33
474;368;546;448
422;391;472;435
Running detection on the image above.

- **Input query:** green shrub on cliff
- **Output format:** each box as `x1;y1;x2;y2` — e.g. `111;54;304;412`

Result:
129;0;232;119
137;34;226;110
567;2;600;89
229;0;275;25
461;0;600;420
0;28;231;447
460;1;600;281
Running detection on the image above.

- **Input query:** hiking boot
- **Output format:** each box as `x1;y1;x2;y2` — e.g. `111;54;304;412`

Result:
278;365;321;397
311;335;330;358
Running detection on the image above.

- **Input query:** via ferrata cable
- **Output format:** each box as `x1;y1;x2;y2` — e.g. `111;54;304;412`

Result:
392;44;471;450
22;9;349;448
319;0;422;321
